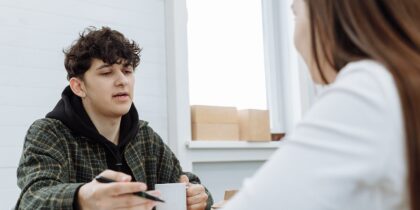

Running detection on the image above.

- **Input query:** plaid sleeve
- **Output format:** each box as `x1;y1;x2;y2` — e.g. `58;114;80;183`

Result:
153;132;214;210
16;119;83;210
153;131;183;183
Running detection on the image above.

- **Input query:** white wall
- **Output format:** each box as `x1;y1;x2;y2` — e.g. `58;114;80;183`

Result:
0;0;167;208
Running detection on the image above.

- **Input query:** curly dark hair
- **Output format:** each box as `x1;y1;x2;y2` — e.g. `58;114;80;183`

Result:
63;26;141;80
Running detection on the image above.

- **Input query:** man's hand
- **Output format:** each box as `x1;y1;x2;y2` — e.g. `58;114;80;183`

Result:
179;175;208;210
78;170;159;210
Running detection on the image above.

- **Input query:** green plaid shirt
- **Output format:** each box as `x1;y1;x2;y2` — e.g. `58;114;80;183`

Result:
16;118;213;209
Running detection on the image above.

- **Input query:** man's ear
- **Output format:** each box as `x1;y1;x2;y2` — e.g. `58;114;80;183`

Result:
69;77;86;98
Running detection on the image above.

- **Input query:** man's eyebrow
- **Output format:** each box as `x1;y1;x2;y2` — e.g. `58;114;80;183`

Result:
96;64;112;70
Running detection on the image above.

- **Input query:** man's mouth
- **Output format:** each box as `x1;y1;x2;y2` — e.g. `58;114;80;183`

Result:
113;92;130;98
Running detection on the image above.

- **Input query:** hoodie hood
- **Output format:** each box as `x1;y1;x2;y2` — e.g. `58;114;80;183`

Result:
46;86;139;152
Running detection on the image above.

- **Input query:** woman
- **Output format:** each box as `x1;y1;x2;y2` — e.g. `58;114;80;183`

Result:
223;0;419;209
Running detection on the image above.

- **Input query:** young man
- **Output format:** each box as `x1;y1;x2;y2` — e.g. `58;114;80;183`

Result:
16;27;213;210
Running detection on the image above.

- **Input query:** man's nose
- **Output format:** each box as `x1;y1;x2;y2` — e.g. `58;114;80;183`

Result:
115;71;129;86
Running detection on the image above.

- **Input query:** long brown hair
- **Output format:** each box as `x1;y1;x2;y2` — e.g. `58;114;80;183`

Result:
306;0;420;209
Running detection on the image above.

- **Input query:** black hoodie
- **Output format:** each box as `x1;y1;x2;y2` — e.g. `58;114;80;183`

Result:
46;86;139;179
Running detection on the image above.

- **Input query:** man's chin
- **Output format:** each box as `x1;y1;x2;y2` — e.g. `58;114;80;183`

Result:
117;109;131;116
108;106;131;117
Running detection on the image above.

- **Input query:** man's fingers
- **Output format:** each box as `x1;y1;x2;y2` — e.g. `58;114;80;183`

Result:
186;184;205;197
114;190;160;209
105;182;148;196
99;169;132;182
146;190;161;198
187;201;207;210
187;191;208;205
115;200;157;210
113;194;156;209
179;175;189;184
186;184;208;210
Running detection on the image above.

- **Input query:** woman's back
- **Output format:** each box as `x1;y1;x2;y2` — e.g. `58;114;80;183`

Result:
223;60;408;210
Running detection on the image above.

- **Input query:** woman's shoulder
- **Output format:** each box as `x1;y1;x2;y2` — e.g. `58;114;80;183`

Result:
336;59;395;90
329;59;399;108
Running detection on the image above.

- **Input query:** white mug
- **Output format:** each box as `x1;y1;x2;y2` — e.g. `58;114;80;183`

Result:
155;183;187;210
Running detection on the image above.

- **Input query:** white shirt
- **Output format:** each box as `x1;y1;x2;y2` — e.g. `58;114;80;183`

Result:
222;60;409;210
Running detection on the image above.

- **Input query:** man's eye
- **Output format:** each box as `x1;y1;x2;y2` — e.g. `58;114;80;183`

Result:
123;69;133;74
101;71;111;75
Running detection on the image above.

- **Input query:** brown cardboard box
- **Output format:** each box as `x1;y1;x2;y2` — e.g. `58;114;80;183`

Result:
191;123;239;140
238;109;271;141
211;189;238;209
223;189;238;200
191;105;240;140
191;105;238;124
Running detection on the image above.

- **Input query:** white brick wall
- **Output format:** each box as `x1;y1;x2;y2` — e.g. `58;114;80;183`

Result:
0;0;167;208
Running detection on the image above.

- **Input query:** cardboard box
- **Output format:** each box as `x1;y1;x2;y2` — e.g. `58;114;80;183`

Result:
211;189;238;209
191;105;240;140
223;189;238;200
238;109;271;141
191;105;238;124
191;123;239;140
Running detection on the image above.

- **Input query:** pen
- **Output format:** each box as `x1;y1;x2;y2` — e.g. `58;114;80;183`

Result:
95;175;165;203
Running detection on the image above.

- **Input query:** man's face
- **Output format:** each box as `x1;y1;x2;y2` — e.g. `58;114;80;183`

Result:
81;58;135;118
